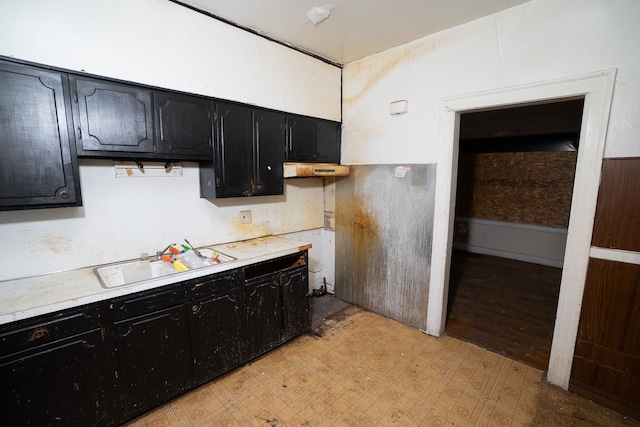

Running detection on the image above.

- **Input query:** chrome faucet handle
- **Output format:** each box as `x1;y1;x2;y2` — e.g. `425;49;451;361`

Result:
157;243;176;258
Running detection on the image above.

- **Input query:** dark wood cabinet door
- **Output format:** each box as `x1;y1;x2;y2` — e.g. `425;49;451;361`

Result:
316;120;341;163
282;266;310;341
214;102;254;197
154;92;212;159
0;328;115;427
287;117;316;161
189;287;244;385
286;116;341;163
72;77;154;155
114;305;191;417
0;61;81;209
245;277;283;359
255;110;285;195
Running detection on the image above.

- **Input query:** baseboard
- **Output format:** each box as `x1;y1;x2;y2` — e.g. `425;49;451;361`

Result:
454;217;567;268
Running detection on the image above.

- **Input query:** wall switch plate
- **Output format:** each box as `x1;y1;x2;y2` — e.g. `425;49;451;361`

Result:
240;210;252;224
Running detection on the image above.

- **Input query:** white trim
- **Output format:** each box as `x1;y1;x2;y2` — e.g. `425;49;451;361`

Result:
590;247;640;265
427;69;617;390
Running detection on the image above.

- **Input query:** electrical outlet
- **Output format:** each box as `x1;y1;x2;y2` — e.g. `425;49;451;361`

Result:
240;210;252;224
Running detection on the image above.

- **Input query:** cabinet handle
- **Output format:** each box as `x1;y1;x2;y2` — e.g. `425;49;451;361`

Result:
28;327;49;341
59;189;69;199
192;304;200;313
77;126;82;139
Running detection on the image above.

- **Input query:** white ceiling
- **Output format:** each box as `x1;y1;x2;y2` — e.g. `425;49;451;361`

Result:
179;0;530;65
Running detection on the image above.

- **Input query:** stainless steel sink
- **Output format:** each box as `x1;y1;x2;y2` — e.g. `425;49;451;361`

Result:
94;250;236;288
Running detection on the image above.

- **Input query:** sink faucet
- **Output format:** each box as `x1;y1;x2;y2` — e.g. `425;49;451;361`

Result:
152;243;176;261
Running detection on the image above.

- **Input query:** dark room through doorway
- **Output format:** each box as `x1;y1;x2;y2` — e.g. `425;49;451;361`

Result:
444;98;584;371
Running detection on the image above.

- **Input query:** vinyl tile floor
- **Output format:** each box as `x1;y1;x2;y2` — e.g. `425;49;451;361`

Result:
124;304;639;427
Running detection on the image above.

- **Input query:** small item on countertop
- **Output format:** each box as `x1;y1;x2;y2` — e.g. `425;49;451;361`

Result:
161;255;173;263
172;259;189;271
184;239;206;259
169;246;181;255
181;244;190;252
178;251;210;269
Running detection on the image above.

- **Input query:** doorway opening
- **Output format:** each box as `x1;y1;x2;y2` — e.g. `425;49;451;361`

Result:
444;99;584;371
427;70;616;388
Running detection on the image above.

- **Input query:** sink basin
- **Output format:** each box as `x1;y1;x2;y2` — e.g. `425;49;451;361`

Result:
95;250;236;288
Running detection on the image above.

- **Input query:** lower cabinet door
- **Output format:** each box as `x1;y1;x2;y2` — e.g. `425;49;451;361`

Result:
0;328;115;427
282;267;311;341
189;288;244;385
114;305;191;417
245;277;283;359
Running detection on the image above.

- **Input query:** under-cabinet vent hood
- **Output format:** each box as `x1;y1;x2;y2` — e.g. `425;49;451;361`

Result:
283;162;350;178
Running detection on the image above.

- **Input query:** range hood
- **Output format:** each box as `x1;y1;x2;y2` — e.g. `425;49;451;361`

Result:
283;162;350;178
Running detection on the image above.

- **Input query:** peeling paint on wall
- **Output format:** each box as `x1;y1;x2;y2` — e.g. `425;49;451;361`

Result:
335;165;436;329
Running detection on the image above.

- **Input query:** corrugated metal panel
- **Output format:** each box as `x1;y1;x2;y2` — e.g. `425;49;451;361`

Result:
335;164;435;329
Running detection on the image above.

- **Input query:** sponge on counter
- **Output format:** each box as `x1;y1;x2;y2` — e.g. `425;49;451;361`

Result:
172;259;189;272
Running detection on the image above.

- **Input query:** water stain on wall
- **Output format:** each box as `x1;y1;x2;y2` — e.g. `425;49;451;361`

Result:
343;28;473;106
41;234;72;254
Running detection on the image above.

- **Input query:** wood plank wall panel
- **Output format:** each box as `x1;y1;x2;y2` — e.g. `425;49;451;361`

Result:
591;158;640;251
456;151;577;228
571;258;640;418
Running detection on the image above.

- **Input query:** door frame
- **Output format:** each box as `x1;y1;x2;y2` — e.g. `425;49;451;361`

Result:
426;70;616;389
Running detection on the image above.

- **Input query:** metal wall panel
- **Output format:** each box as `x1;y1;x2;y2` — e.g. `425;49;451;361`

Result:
335;165;435;329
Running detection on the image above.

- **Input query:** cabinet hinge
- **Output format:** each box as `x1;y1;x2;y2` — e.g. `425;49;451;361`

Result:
73;90;78;103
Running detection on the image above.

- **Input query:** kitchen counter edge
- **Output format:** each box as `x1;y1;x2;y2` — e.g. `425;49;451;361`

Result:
0;236;311;326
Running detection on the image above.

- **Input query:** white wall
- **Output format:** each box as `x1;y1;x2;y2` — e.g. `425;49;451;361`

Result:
0;0;341;121
342;0;640;164
0;0;341;281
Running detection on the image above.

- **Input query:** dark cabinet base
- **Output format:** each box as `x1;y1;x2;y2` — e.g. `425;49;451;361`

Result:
0;251;310;427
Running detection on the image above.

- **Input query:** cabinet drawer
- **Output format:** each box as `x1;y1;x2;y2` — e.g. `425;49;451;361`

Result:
0;305;101;357
111;285;183;321
243;253;306;283
184;269;241;301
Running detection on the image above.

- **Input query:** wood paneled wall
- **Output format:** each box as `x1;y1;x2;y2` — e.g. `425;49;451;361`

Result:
571;158;640;420
591;158;640;251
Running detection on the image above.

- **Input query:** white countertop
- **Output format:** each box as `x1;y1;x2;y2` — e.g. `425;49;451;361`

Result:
0;236;311;326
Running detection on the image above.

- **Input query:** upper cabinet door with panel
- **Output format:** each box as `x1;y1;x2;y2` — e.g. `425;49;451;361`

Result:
254;109;285;196
214;102;254;197
71;76;154;155
286;116;341;163
154;92;212;159
0;60;81;210
200;103;285;198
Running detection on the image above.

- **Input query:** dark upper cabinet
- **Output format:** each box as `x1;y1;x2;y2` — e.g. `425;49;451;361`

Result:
286;116;341;163
255;109;286;195
154;91;212;158
0;304;116;427
200;102;285;198
72;76;154;155
71;76;212;160
0;60;81;210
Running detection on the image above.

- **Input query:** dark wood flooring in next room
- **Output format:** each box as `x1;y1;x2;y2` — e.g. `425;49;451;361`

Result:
445;251;562;371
